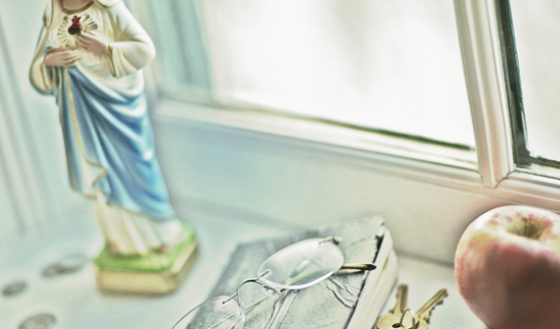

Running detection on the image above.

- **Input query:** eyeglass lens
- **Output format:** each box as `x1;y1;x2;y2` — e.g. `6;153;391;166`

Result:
177;282;278;329
257;238;344;290
178;296;243;329
175;238;345;328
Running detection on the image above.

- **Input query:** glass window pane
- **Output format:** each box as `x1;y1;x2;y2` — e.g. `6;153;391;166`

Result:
198;0;474;147
140;0;213;100
510;1;560;161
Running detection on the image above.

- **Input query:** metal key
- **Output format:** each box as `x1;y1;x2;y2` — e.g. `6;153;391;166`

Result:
414;289;448;329
376;284;415;329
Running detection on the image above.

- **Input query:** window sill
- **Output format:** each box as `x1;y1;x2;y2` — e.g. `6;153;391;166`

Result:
155;98;481;187
155;98;560;213
383;254;486;328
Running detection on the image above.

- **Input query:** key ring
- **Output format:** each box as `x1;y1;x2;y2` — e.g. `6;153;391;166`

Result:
396;308;417;329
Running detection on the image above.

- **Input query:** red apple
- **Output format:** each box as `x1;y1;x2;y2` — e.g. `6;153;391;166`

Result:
455;205;560;329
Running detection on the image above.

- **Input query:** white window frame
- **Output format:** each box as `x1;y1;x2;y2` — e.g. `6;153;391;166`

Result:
456;0;560;209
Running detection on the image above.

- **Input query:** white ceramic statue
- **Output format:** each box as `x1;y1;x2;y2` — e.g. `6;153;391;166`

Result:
29;0;196;293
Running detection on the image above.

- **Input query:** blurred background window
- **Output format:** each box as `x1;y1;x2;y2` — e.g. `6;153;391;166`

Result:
140;0;476;162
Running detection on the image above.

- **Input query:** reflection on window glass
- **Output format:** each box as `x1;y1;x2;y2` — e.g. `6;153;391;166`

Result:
198;0;474;147
510;1;560;161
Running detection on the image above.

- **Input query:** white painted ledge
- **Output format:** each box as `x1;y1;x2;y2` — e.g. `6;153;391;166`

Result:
155;98;560;213
155;99;482;188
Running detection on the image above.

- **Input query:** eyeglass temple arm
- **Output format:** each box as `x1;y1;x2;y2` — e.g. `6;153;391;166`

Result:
340;263;377;271
207;261;375;326
204;264;376;329
319;236;343;245
319;237;376;271
241;263;376;315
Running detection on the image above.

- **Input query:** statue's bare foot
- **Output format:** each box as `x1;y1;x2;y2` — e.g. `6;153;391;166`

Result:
154;244;172;254
106;241;124;255
153;218;188;253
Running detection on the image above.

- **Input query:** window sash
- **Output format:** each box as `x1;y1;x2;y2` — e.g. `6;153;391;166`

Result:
454;0;514;187
493;0;560;172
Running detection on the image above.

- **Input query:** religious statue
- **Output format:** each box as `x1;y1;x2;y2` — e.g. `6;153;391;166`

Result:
29;0;197;294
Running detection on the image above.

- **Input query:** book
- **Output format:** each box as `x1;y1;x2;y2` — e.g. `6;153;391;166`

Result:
194;216;398;329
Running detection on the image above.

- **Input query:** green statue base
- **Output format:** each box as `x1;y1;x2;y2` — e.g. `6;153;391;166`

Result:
93;223;198;295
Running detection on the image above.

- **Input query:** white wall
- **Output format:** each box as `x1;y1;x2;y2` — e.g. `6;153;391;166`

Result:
0;157;18;245
0;0;90;227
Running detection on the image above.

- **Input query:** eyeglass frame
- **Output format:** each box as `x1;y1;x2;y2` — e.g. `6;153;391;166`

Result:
172;236;377;329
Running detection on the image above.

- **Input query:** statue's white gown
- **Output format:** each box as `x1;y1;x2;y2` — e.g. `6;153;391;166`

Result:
30;0;185;255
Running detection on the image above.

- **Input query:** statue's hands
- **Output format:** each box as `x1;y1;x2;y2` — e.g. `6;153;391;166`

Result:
44;48;81;67
76;32;110;57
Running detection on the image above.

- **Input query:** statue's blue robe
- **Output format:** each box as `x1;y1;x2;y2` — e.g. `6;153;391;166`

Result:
55;66;174;219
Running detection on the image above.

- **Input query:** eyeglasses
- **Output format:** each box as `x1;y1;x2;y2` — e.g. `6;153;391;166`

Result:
172;236;376;329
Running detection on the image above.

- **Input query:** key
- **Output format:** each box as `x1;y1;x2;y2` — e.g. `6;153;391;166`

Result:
414;289;448;329
376;284;415;329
